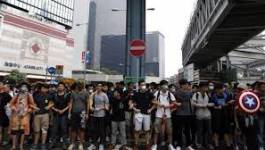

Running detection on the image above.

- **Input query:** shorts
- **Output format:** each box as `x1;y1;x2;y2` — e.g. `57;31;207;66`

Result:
134;113;151;131
33;114;49;133
70;111;86;129
154;118;172;134
212;109;230;134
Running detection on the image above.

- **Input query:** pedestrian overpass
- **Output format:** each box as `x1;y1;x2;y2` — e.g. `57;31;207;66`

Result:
182;0;265;67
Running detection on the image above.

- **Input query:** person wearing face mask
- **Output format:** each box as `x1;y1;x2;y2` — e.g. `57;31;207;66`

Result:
172;79;194;150
150;82;158;94
151;80;178;150
129;80;155;150
191;81;214;149
9;82;36;150
208;83;215;96
68;82;90;150
169;84;177;94
102;83;112;143
88;83;109;150
31;83;54;150
211;83;233;149
49;82;70;149
108;89;127;150
124;82;135;139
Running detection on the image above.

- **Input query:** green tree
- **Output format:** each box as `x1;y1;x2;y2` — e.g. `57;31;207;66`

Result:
5;70;26;86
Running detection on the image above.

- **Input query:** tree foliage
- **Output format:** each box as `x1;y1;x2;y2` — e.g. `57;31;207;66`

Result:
5;70;26;86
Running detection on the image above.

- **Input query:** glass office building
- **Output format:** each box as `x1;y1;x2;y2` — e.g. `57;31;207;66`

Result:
0;0;74;28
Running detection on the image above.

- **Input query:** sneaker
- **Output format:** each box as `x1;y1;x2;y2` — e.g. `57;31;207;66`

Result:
68;144;75;150
106;136;110;142
99;144;104;150
168;144;176;150
146;144;151;150
62;143;68;150
208;144;214;150
108;144;115;150
41;144;47;150
133;145;139;150
87;144;96;150
49;143;55;149
161;141;166;146
151;144;157;150
19;145;24;150
120;145;128;150
78;144;84;150
187;146;194;150
176;146;181;150
30;145;38;150
2;141;8;146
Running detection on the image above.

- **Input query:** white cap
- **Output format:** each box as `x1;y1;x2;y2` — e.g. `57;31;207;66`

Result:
237;83;247;89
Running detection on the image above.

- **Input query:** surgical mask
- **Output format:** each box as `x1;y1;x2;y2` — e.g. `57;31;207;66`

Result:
171;88;176;92
141;85;147;91
89;89;93;93
161;85;168;90
209;86;214;90
20;85;28;93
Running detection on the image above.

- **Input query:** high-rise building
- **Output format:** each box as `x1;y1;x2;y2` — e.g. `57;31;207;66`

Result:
100;31;165;78
0;0;75;79
87;0;126;69
69;0;90;70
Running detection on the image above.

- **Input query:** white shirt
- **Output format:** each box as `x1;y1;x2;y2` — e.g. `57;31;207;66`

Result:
192;92;211;120
154;91;176;118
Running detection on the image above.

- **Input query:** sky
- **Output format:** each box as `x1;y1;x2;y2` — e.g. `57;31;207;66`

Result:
146;0;196;77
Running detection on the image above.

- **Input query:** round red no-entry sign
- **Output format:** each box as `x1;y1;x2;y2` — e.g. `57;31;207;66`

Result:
129;39;146;57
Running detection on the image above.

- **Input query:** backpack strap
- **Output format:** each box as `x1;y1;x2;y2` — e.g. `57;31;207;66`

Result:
156;91;161;102
168;92;171;102
196;92;199;102
92;93;96;108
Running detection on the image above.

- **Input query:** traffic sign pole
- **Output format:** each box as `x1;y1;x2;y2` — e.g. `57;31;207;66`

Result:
126;0;146;84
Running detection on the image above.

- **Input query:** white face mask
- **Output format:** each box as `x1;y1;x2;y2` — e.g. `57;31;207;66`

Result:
20;85;28;93
141;85;147;91
162;85;168;90
209;86;214;90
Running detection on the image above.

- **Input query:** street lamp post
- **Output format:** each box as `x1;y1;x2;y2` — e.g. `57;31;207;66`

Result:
75;23;89;89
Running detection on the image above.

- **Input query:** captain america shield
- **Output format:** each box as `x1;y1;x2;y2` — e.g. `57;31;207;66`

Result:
239;91;260;114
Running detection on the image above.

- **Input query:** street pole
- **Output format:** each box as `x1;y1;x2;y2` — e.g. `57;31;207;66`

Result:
83;63;86;89
126;0;146;84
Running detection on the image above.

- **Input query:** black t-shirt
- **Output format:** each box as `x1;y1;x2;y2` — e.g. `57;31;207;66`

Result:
0;92;12;116
33;93;52;115
133;91;154;114
124;90;136;111
52;93;70;115
111;97;126;122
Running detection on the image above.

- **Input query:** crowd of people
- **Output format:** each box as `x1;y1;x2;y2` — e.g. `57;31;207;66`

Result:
0;79;265;150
